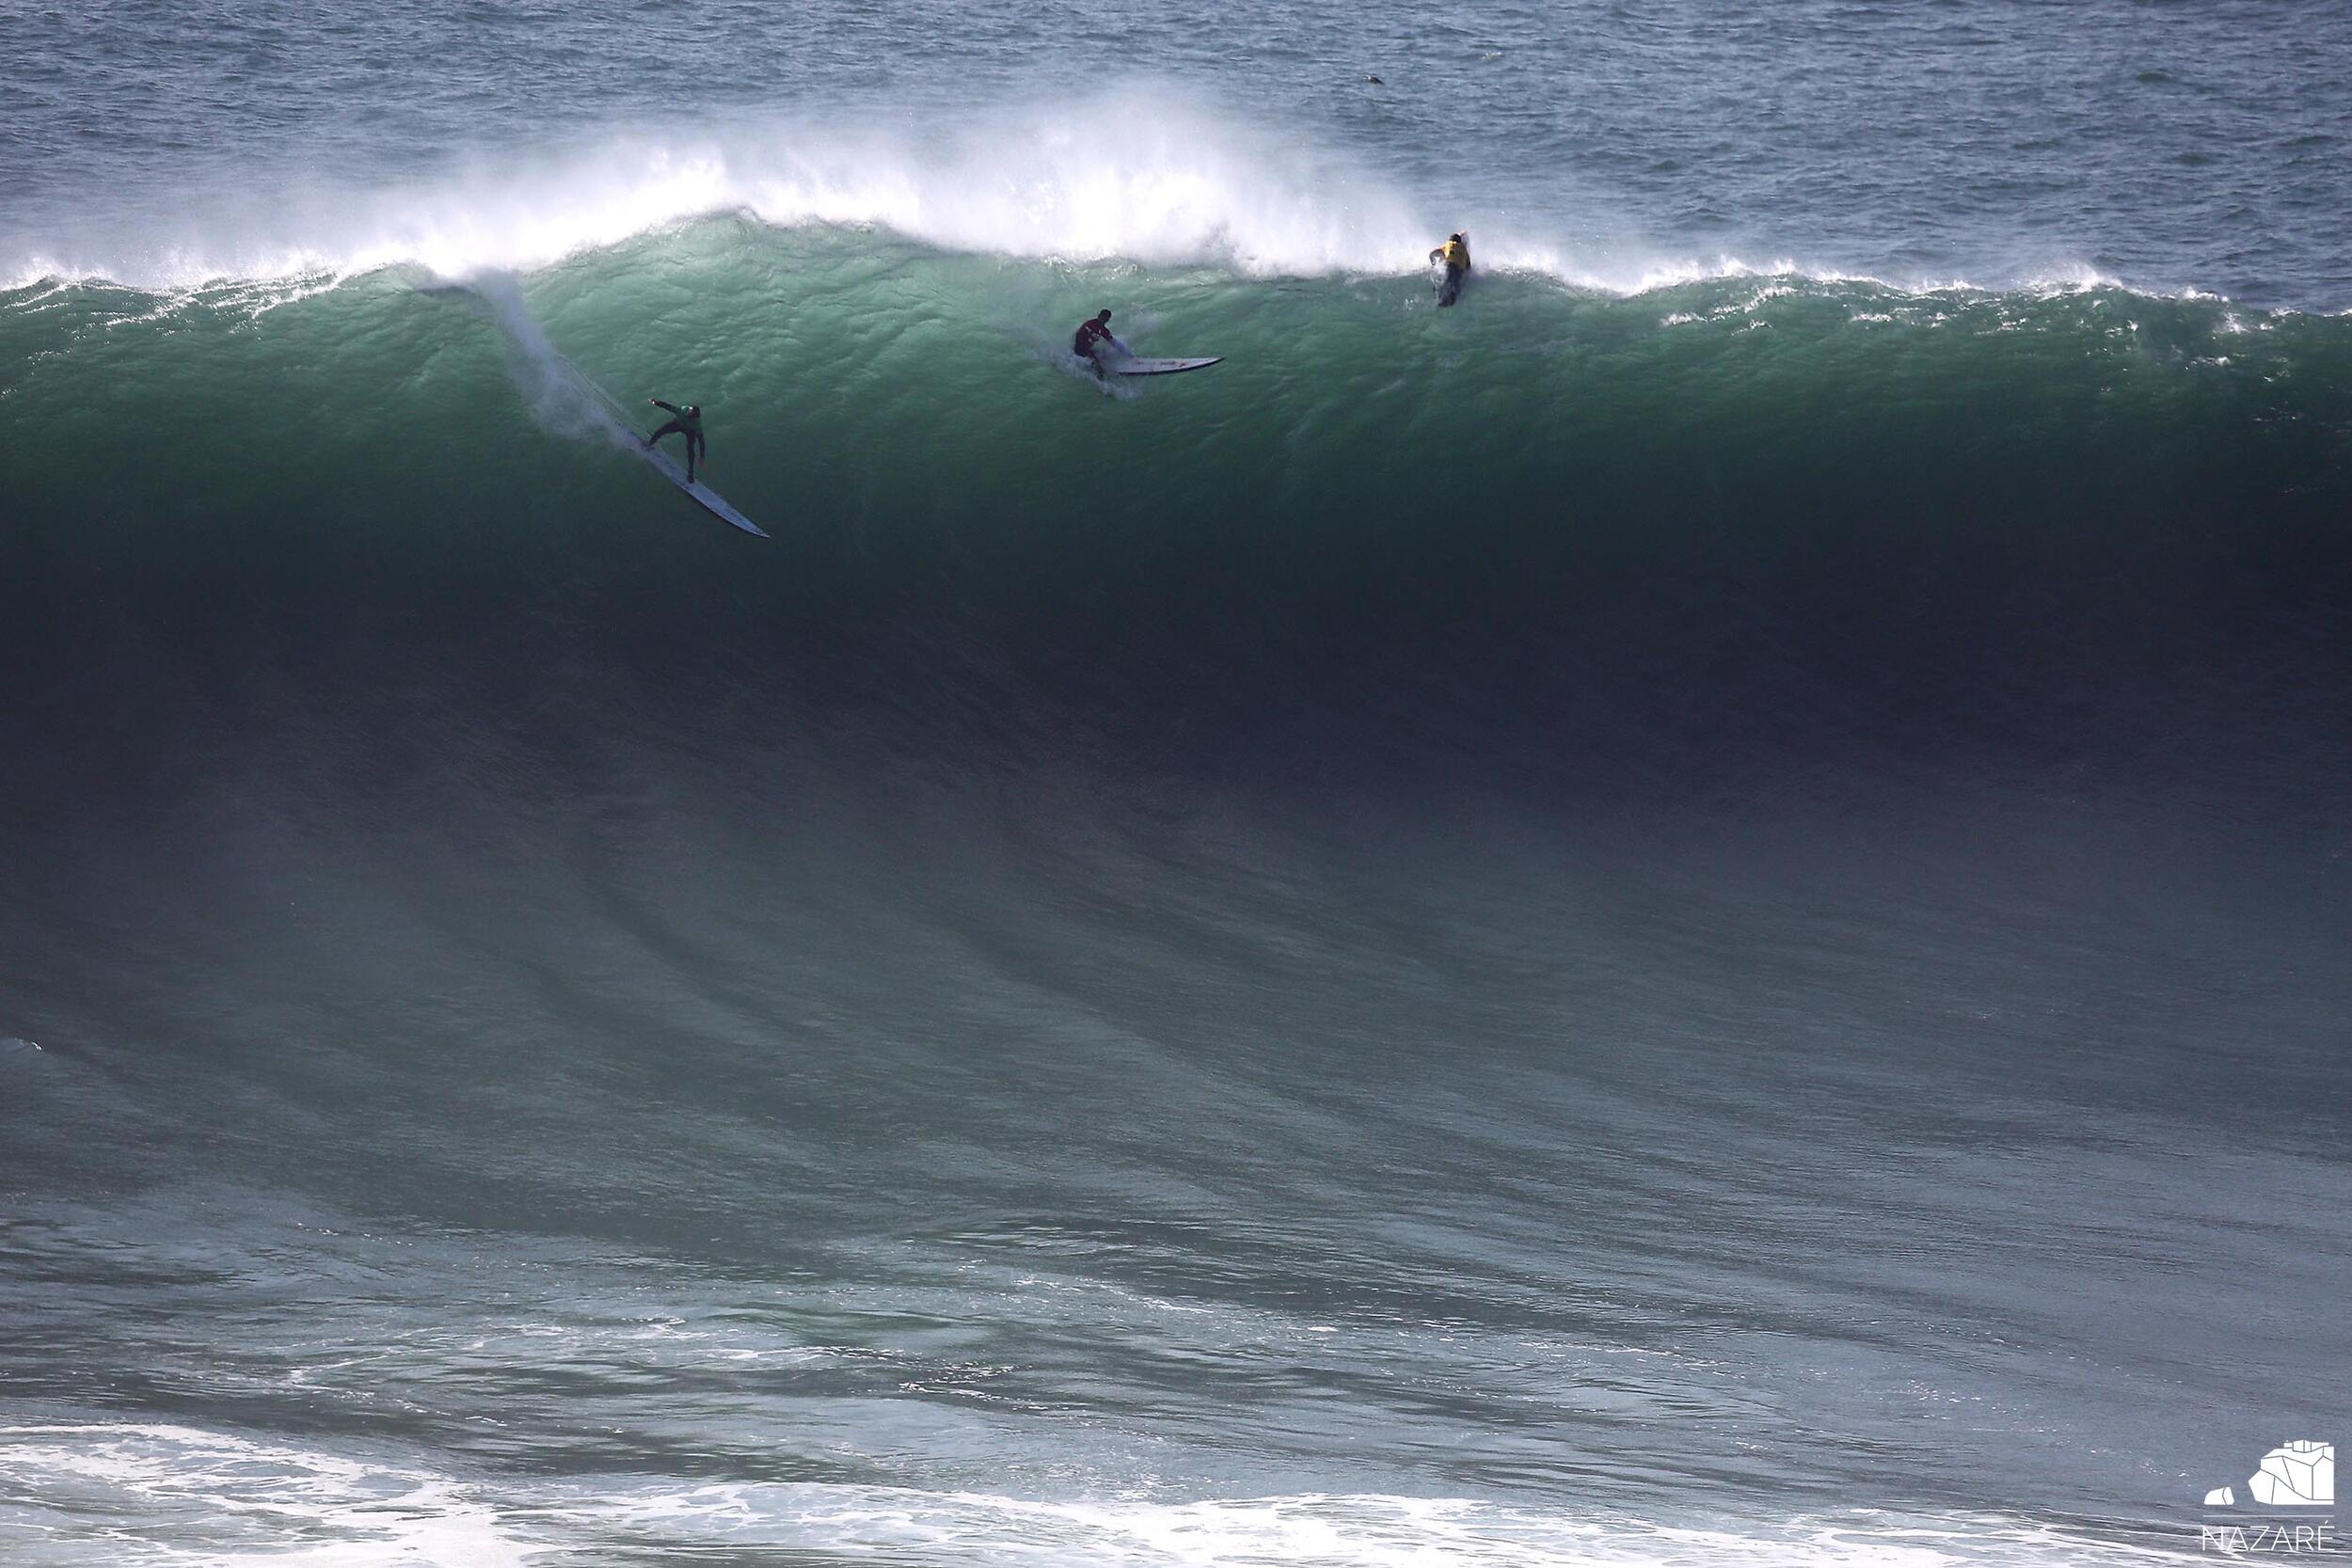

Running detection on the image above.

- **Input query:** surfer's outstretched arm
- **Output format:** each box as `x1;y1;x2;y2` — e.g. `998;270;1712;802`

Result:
649;398;681;415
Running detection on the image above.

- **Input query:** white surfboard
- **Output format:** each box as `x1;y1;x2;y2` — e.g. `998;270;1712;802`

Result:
557;353;769;538
637;441;767;537
1103;356;1222;376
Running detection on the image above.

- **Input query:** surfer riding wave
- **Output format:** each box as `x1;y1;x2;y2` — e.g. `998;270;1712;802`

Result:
645;398;705;482
1073;309;1120;375
1430;232;1470;306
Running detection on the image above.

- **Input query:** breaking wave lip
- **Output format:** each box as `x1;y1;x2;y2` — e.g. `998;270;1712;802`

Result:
2;87;1423;292
0;87;2215;308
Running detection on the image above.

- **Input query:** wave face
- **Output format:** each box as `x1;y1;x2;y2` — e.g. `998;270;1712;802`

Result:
4;222;2349;798
5;229;2351;1566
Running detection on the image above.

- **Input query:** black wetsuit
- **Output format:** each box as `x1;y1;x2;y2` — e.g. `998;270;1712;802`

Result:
648;401;706;482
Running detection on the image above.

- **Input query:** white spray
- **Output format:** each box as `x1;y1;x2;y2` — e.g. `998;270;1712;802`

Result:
462;274;645;456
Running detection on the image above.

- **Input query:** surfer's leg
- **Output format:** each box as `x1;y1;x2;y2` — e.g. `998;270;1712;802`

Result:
646;419;684;449
687;433;703;482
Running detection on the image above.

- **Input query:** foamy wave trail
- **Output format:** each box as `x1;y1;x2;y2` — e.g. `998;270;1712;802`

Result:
0;1425;538;1568
0;1423;2200;1566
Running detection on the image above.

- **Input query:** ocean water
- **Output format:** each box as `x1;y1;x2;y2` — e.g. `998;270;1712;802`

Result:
3;2;2349;1564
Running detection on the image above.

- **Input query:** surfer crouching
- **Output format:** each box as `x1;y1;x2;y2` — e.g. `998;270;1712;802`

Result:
1073;309;1117;374
645;399;705;483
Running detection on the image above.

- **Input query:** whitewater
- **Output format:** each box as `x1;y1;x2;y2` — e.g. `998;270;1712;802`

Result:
5;3;2351;1566
3;86;2331;303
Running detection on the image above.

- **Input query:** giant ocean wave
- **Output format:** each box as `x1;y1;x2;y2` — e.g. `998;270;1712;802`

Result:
5;190;2346;1568
8;58;2351;1568
5;210;2346;801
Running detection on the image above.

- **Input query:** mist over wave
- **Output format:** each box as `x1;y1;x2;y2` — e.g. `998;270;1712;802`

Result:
2;88;2178;303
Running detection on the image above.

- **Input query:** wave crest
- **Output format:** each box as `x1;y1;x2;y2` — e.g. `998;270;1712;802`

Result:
3;88;2173;303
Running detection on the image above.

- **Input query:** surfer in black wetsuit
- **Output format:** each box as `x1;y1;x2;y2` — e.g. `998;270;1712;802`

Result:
1073;309;1117;374
645;399;705;483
